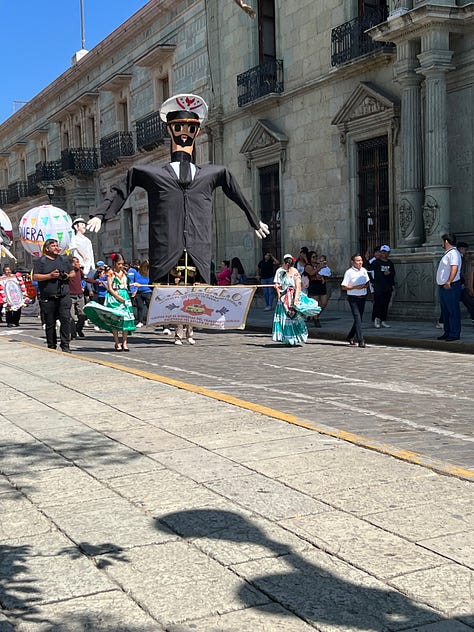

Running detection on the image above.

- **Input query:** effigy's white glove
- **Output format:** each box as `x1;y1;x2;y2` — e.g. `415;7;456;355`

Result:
255;221;269;240
86;217;102;233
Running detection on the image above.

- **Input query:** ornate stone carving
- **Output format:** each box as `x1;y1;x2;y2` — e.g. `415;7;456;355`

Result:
397;264;434;302
251;130;277;150
422;195;439;235
399;199;415;237
349;96;387;120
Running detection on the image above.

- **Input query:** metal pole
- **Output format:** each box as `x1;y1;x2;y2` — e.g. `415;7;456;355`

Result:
80;0;86;50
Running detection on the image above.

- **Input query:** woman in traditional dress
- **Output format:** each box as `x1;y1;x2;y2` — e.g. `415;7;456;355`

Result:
272;254;308;346
105;253;135;351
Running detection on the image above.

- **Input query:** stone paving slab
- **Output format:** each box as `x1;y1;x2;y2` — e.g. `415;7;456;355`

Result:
231;549;442;632
10;467;118;507
366;500;474;541
149;446;254;482
159;508;310;566
279;510;447;580
106;468;237;516
0;534;116;610
388;564;474;625
165;602;315;631
102;541;269;625
106;425;197;454
418;531;474;569
14;590;164;631
41;496;175;553
206;473;331;520
328;471;474;515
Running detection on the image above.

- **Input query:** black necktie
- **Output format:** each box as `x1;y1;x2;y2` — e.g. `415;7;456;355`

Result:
179;160;192;186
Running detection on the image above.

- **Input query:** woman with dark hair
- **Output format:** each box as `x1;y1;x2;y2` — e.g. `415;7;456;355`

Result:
305;251;329;327
230;257;247;284
84;252;135;351
272;254;308;346
217;260;231;286
341;253;370;348
105;253;135;351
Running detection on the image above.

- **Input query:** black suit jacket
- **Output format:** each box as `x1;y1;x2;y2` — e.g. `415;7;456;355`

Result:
96;163;260;283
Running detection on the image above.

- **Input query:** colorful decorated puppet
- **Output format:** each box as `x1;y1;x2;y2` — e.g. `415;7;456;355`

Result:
70;217;95;275
87;94;269;286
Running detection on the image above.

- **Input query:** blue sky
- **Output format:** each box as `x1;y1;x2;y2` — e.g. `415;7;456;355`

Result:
0;0;149;124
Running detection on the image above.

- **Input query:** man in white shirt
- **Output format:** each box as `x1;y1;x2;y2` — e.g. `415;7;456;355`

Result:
436;233;462;341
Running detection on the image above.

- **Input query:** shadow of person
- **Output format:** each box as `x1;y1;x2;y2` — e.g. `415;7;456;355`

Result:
156;509;459;631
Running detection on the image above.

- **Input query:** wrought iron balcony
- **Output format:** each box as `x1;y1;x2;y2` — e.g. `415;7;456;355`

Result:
100;131;135;167
61;148;99;174
237;58;284;107
136;112;168;151
0;189;8;206
331;9;393;66
35;160;63;183
7;181;28;204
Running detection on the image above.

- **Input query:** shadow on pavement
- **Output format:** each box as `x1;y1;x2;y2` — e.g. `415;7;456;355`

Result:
156;509;468;631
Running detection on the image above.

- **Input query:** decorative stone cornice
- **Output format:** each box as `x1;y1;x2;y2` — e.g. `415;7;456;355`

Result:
368;4;473;44
240;120;288;171
332;82;400;144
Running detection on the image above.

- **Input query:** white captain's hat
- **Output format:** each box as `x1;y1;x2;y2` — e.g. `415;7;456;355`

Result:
159;94;208;125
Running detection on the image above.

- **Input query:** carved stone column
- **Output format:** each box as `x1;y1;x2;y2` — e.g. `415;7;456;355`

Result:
394;40;423;247
417;29;454;246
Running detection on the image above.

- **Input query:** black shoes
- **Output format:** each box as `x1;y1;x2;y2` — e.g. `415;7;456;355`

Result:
77;331;85;338
61;347;72;353
358;341;366;348
437;335;448;340
437;335;460;341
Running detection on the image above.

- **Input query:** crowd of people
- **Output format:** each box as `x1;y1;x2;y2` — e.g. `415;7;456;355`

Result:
1;235;473;351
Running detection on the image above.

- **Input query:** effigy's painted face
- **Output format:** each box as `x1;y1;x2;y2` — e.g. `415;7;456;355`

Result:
168;121;200;154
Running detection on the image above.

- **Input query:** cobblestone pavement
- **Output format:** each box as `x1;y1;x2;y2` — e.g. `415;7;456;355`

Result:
0;338;473;631
2;311;474;476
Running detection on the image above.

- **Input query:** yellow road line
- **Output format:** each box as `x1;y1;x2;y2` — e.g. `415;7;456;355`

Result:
11;339;474;482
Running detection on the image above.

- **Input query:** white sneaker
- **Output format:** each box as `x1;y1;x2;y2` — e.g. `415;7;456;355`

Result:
435;321;443;329
174;337;183;345
162;328;172;335
263;306;272;311
136;322;143;328
381;321;391;328
374;318;381;329
94;326;101;332
187;336;196;345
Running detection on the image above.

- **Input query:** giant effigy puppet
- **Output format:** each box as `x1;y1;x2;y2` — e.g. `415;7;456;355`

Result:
87;94;268;283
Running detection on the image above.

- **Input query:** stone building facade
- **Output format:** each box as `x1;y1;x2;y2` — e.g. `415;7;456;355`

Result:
0;0;473;318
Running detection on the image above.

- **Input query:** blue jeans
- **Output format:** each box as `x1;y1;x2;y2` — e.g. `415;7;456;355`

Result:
261;278;275;307
347;295;366;343
439;282;462;339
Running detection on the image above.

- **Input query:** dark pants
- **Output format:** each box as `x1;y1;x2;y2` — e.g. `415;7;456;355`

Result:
40;294;72;349
347;295;366;343
6;308;21;326
372;289;392;321
135;292;151;324
70;294;86;337
439;282;462;339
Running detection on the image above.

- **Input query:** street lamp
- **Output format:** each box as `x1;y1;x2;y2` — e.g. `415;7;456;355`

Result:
46;184;55;203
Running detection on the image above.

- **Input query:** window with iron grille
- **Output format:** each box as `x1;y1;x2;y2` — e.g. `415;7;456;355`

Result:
357;136;389;257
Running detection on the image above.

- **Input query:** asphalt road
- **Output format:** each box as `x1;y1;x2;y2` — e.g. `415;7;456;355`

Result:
6;317;474;476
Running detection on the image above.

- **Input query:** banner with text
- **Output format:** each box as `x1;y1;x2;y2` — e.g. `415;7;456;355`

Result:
147;285;257;330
